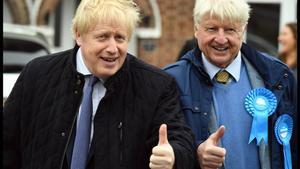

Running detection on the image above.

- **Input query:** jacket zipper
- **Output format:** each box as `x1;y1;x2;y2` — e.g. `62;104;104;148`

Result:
59;111;79;169
118;121;123;165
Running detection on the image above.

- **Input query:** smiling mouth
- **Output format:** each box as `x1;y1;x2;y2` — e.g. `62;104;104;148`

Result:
101;57;117;62
213;46;229;51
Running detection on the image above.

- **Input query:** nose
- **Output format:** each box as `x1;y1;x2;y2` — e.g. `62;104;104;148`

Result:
106;38;118;54
214;29;228;44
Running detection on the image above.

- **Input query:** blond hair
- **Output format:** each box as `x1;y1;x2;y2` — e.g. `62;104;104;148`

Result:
72;0;140;39
193;0;251;27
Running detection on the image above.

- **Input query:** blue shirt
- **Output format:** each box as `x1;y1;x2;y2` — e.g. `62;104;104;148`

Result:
202;51;241;82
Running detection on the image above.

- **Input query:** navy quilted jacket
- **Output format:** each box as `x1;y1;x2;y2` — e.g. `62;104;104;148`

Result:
3;45;196;169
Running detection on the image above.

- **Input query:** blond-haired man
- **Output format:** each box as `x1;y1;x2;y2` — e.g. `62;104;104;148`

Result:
3;0;195;169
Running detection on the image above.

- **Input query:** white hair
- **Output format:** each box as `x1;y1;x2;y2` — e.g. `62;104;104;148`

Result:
193;0;251;27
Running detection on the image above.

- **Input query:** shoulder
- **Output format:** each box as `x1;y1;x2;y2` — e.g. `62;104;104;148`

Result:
242;43;286;67
29;49;73;66
126;54;179;91
164;60;189;72
242;43;290;73
163;59;191;82
255;51;292;75
24;49;74;75
128;54;172;80
164;50;195;75
259;52;288;67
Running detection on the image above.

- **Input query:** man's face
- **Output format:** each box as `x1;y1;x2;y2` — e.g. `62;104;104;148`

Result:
75;22;129;79
195;15;245;68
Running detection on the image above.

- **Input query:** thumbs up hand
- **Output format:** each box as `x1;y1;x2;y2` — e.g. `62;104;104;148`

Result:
197;125;226;169
149;124;175;169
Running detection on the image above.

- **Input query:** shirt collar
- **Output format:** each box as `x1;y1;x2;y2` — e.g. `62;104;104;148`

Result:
76;48;105;82
202;51;242;82
76;48;91;76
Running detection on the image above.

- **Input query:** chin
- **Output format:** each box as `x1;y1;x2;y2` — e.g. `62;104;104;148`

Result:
213;60;231;68
99;70;118;78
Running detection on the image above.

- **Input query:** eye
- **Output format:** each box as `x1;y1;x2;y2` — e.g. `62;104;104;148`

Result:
96;34;108;41
225;28;236;32
115;34;127;42
205;27;217;32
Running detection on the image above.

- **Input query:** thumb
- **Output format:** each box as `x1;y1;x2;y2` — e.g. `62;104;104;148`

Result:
209;125;225;145
158;124;169;145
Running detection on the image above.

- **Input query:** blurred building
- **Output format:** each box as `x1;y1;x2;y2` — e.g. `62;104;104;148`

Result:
3;0;298;68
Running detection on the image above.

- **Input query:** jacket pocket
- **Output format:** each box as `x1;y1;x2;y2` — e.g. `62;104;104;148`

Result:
180;95;202;113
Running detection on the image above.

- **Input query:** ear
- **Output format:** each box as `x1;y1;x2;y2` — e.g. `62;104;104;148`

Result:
75;31;83;46
194;31;198;39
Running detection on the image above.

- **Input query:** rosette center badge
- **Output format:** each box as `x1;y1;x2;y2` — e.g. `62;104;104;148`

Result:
279;125;288;139
254;97;268;111
275;114;293;169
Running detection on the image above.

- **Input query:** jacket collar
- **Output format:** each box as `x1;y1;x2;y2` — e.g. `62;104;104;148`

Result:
180;47;211;80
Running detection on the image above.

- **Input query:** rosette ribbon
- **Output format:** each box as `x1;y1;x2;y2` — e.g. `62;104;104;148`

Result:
275;114;293;169
245;88;277;145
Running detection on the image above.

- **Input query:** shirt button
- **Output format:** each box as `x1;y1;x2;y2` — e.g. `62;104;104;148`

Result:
203;112;208;116
194;106;199;111
283;73;288;78
277;85;283;90
61;132;66;137
74;90;79;94
76;79;81;85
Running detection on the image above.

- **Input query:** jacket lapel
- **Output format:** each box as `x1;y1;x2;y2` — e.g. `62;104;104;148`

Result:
243;56;271;169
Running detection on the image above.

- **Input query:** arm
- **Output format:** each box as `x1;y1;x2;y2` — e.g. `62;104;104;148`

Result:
3;60;38;169
3;68;27;169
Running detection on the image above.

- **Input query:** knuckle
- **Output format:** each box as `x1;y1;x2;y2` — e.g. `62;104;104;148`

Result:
218;162;223;167
166;158;172;164
149;162;153;168
149;155;154;162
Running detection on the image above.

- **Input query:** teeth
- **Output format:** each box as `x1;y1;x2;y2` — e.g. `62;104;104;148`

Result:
102;57;117;62
214;47;227;51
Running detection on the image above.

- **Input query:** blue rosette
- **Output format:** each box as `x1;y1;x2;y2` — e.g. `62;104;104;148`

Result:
245;88;277;145
275;114;293;169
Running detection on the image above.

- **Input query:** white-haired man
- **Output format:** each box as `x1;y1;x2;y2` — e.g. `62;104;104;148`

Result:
165;0;297;169
3;0;196;169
